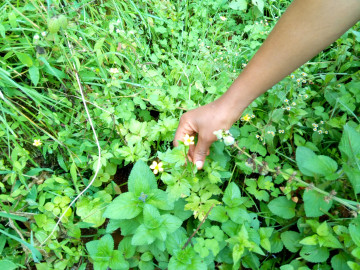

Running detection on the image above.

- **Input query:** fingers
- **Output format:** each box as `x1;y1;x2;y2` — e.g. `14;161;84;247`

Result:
193;135;213;170
173;114;195;147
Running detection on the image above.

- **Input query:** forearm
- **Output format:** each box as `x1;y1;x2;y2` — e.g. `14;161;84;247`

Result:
220;0;360;121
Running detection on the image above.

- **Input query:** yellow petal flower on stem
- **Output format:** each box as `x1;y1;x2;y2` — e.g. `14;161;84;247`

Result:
183;134;195;146
150;161;163;175
33;139;42;147
241;114;251;121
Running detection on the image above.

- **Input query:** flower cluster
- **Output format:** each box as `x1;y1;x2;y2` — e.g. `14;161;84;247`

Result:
109;68;119;74
213;130;235;146
312;121;328;134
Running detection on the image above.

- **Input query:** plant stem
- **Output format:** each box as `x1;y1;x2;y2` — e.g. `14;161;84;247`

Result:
182;204;214;250
235;143;359;212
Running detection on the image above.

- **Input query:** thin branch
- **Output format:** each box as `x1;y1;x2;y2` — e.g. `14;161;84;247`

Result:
182;204;215;250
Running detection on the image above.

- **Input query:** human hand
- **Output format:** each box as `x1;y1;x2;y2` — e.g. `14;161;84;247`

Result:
173;98;241;170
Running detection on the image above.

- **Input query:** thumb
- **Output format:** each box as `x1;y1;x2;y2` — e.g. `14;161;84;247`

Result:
193;137;212;170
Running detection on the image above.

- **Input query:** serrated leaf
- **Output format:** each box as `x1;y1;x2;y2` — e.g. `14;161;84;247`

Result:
128;160;157;195
143;204;161;229
281;231;302;252
299;235;318;246
118;237;136;259
349;217;360;247
162;214;182;233
316;222;329;236
165;228;187;255
158;146;186;167
343;164;360;194
109;250;129;270
132;224;156;246
318;234;342;249
223;182;242;207
147;189;174;210
303;190;332;217
103;192;142;219
252;0;264;13
339;124;360;165
209;206;229;223
229;0;248;10
331;252;352;270
268;196;296;219
300;245;329;263
296;147;337;177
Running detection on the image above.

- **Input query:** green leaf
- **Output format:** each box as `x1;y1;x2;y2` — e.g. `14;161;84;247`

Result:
118;237;136;259
281;231;302;252
57;153;68;172
268;196;296;219
299;235;318;246
208;141;231;168
86;234;114;261
165;228;187;255
162;214;182;233
343;164;360;194
94;37;106;50
70;162;77;186
339;124;360;165
316;222;329;236
349;217;360;247
109;250;129;270
132;225;156;246
205;238;220;256
15;52;33;67
147;189;174;210
103;192;142;219
303;190;333;217
29;66;39;86
300;245;329;263
269;231;284;253
0;260;17;270
223;182;242;207
318;234;342;249
347;261;360;270
128;160;157;195
229;0;248;11
252;0;264;13
232;243;245;264
296;147;337;177
331;252;352;270
143;204;162;229
209;206;229;223
158;146;186;167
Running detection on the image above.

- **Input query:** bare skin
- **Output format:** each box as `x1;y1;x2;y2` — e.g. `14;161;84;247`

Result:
174;0;360;169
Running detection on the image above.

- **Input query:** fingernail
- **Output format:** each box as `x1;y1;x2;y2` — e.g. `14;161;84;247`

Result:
196;161;203;169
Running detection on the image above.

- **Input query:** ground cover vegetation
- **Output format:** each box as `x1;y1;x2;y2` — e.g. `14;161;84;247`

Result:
0;0;360;269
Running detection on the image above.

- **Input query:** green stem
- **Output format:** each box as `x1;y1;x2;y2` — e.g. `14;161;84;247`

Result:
234;143;359;212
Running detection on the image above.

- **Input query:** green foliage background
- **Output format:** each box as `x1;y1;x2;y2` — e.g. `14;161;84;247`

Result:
0;0;360;269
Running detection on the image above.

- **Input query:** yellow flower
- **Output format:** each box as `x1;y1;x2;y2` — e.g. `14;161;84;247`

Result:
183;134;195;146
33;139;42;147
149;161;163;175
242;114;251;121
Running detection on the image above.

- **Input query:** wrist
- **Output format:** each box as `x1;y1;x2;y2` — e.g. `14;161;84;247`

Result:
216;76;260;123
